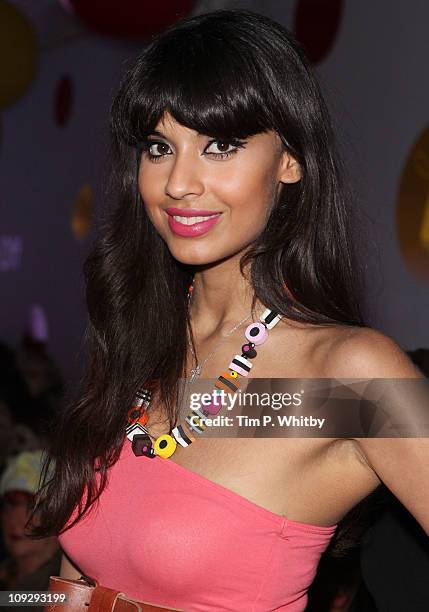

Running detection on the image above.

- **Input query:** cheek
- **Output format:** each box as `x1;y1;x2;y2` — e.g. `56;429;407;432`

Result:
214;166;275;225
138;165;161;210
2;511;17;533
1;513;8;531
137;166;169;235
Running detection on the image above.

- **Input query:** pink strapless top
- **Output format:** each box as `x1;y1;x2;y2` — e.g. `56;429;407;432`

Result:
58;439;337;611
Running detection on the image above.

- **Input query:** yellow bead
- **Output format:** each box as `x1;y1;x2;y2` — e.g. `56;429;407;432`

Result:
154;434;177;458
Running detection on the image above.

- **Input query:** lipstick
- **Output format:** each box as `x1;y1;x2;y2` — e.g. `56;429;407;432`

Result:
165;208;223;238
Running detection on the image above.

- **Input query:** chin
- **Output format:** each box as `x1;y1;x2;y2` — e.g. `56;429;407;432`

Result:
170;249;220;266
164;239;222;265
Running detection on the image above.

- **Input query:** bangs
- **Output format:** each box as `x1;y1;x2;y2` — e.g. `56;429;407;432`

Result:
114;23;277;146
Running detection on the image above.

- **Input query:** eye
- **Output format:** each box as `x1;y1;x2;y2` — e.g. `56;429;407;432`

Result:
204;139;247;159
140;140;172;162
139;137;247;163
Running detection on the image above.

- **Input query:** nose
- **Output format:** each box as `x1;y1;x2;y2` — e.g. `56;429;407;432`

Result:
165;151;205;200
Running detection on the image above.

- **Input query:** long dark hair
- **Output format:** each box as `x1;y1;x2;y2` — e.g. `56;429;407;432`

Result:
29;9;373;557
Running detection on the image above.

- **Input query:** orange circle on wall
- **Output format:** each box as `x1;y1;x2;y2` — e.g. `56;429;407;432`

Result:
396;126;429;284
71;184;93;240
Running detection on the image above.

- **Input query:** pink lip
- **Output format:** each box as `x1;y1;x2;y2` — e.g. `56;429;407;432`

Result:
166;210;222;237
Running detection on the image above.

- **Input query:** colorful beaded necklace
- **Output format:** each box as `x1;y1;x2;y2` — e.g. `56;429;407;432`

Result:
125;278;282;459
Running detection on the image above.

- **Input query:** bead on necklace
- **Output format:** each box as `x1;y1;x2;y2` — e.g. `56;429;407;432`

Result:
125;276;283;459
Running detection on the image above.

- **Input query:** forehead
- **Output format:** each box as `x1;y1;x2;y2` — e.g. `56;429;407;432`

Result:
154;112;197;136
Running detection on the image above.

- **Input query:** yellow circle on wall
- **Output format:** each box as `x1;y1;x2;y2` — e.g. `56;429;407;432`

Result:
396;126;429;284
71;184;93;240
0;1;38;109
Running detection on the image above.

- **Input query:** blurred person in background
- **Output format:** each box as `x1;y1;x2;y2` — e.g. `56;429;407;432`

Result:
0;339;63;460
0;342;35;471
15;304;64;414
0;450;61;607
0;341;61;565
15;334;64;413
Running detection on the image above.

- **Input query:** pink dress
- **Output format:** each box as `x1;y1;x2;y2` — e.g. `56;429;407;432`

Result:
58;438;337;611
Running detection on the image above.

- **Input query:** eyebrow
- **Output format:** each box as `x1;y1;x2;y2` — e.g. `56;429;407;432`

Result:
146;130;168;139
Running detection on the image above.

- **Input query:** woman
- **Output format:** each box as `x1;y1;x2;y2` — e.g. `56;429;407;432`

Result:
29;9;428;612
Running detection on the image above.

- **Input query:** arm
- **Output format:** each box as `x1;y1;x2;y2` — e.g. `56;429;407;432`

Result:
327;327;429;536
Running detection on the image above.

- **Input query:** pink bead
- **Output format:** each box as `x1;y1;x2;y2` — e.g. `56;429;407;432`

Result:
229;355;252;376
244;322;268;345
204;394;223;415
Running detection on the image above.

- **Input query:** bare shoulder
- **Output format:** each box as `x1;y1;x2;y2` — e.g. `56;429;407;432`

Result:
321;325;423;378
321;328;429;536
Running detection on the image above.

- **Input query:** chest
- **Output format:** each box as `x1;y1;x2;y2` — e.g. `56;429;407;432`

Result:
143;325;350;525
145;409;329;510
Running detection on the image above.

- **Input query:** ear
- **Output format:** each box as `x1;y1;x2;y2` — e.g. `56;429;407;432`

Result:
277;150;302;184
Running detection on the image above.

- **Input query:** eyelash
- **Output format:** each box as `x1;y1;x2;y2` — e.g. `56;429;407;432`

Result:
140;138;247;163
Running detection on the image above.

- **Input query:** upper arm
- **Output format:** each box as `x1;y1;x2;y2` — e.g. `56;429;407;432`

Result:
60;552;83;580
328;327;429;535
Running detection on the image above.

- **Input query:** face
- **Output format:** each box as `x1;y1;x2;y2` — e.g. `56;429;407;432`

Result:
15;348;51;398
1;491;58;560
137;112;301;266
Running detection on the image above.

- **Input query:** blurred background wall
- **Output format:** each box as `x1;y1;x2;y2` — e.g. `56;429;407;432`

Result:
1;0;428;387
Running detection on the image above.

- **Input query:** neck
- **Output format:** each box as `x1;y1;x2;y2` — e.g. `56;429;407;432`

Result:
188;254;265;341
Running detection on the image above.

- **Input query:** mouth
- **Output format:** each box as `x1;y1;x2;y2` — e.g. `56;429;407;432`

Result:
165;208;222;220
164;208;223;237
169;213;221;226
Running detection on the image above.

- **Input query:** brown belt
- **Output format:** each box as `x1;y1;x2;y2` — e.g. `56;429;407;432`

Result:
44;576;184;611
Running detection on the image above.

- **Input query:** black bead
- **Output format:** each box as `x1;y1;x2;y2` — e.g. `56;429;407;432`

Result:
129;409;141;421
241;343;257;359
131;434;156;458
